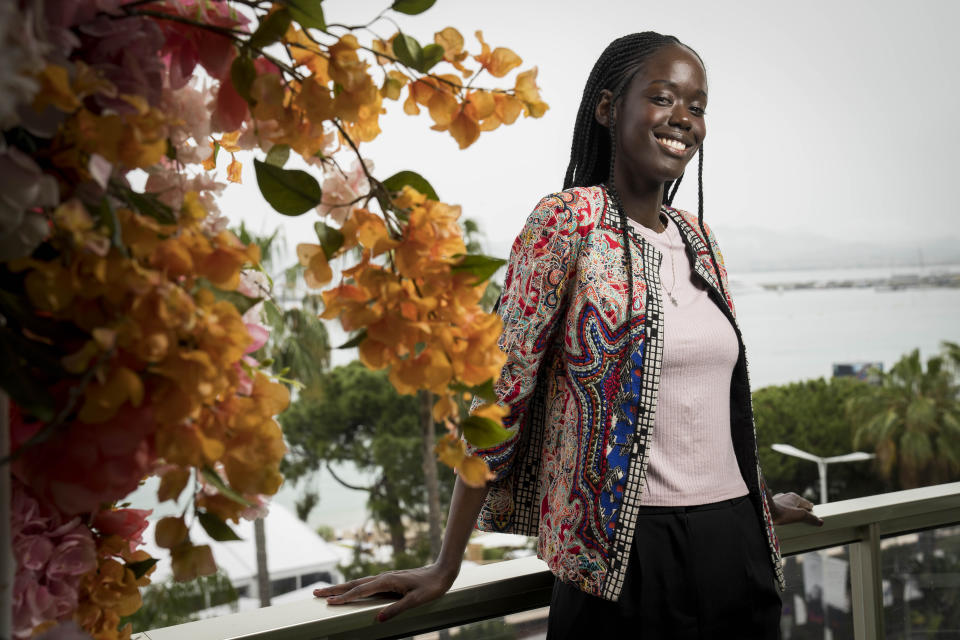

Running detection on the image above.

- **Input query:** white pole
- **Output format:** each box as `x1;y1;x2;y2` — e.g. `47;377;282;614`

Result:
0;390;12;640
819;460;829;504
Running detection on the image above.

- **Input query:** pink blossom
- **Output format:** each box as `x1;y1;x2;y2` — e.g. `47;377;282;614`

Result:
0;147;56;260
162;84;213;164
92;507;152;553
237;269;269;299
144;162;226;219
75;13;166;111
212;76;248;133
11;479;96;639
318;157;373;224
12;401;157;516
153;0;249;87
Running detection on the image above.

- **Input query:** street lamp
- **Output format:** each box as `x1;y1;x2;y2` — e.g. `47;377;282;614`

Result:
771;444;875;504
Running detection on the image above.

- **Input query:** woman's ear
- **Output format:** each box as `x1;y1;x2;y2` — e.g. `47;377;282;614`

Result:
594;89;613;128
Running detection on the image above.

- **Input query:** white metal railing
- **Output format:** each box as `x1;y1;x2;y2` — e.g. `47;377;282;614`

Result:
133;482;960;640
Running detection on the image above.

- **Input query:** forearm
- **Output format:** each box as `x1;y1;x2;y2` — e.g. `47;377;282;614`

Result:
434;475;490;577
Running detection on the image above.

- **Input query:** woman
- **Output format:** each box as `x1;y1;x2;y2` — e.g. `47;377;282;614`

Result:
316;32;822;638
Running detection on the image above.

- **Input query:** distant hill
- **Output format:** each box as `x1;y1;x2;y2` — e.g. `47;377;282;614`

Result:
712;226;960;273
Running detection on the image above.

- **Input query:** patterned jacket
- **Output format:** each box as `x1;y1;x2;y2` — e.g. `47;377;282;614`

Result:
468;185;784;601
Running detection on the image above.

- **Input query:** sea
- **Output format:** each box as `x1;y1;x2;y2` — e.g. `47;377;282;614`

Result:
133;265;960;533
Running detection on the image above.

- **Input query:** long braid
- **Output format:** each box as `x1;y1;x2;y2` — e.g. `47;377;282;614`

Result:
694;145;729;305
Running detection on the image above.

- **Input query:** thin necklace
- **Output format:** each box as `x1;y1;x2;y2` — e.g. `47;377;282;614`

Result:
659;213;679;306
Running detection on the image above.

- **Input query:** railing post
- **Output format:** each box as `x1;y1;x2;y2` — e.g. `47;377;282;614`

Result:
849;522;884;640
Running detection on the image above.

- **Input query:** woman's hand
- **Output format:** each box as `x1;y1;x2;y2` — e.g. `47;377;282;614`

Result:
314;563;458;623
770;492;823;526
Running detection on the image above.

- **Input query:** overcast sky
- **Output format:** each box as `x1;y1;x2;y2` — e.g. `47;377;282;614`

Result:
224;0;960;271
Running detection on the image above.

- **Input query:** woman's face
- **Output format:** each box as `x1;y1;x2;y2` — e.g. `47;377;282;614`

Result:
601;44;708;186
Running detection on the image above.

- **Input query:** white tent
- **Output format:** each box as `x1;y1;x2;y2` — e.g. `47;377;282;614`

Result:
141;503;350;599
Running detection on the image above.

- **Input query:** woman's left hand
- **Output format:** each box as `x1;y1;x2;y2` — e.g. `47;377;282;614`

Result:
770;492;823;526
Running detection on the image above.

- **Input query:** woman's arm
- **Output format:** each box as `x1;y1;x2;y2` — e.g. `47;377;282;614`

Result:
313;476;489;622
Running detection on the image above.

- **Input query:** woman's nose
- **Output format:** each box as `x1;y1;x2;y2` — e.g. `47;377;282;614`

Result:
667;106;692;129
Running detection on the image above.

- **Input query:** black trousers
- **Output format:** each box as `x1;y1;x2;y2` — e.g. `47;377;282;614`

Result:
546;495;782;639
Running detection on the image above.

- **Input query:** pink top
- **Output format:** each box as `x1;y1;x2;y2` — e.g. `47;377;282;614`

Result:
628;215;748;506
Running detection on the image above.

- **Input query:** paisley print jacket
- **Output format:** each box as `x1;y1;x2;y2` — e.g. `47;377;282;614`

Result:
468;185;785;602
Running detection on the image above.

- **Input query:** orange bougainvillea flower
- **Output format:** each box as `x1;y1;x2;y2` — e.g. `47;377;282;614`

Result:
473;31;522;78
435;27;471;76
171;543;217;582
297;243;332;288
78;366;144;424
515;68;549;117
435;434;494;488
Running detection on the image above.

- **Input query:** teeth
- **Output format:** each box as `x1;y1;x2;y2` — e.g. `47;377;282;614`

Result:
657;137;687;152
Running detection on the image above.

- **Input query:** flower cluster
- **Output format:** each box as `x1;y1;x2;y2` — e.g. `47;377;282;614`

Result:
2;1;546;635
302;187;509;486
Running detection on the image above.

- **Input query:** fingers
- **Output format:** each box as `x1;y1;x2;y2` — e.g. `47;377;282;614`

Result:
375;591;424;623
325;575;403;605
314;575;377;598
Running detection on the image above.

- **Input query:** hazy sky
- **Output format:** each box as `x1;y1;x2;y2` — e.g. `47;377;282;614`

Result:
224;0;960;269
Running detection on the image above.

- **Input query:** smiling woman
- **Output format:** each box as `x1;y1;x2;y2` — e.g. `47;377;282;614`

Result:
316;32;823;639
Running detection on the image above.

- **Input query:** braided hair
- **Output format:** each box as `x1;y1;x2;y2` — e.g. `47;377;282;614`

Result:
562;33;728;305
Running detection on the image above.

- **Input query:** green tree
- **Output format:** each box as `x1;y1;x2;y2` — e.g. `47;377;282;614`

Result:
754;377;884;501
123;572;237;633
847;348;960;489
280;361;455;558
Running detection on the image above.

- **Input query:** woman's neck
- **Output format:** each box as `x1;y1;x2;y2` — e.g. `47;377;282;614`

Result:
611;168;665;231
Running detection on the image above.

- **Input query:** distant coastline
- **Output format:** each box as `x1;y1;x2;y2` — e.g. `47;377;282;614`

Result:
756;271;960;292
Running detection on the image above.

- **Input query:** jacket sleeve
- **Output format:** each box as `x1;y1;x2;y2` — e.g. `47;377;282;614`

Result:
466;192;584;481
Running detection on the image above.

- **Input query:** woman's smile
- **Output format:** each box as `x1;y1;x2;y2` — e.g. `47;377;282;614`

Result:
655;135;690;157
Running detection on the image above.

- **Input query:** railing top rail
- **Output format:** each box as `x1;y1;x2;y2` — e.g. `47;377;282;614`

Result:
134;482;960;640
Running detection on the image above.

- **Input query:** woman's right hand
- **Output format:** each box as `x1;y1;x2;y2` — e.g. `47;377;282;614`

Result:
313;563;458;623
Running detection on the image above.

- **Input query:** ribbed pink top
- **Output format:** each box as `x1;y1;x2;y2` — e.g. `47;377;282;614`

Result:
628;215;748;506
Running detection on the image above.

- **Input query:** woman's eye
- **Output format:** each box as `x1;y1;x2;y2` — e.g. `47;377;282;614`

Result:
690;106;706;116
651;95;671;105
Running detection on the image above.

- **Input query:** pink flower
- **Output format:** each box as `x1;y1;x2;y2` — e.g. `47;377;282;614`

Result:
318;157;373;224
0;147;56;260
234;321;269;395
153;0;249;87
11;479;96;639
92;507;152;553
13;402;157;516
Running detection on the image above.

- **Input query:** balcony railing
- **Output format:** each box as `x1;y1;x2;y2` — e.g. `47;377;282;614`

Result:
133;482;960;640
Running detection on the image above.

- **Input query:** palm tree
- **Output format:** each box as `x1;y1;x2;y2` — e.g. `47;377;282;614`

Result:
847;348;960;489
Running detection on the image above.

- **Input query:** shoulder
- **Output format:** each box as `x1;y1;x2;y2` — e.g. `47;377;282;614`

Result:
522;185;606;238
665;206;722;247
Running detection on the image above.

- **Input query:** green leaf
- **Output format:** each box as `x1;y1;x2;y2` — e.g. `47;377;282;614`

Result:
230;55;257;104
451;379;498;403
195;278;261;314
98;197;126;255
420;43;445;72
392;33;422;70
382;170;439;201
265;144;291;168
115;188;175;224
285;0;325;29
264;300;284;330
450;254;506;284
249;8;292;50
198;511;243;542
314;221;344;259
462;415;511;448
211;141;221;166
254;159;322;216
391;0;437;15
126;558;159;580
202;466;253;506
338;329;367;349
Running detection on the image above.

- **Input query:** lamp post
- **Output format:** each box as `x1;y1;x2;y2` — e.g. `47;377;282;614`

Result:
771;444;875;504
